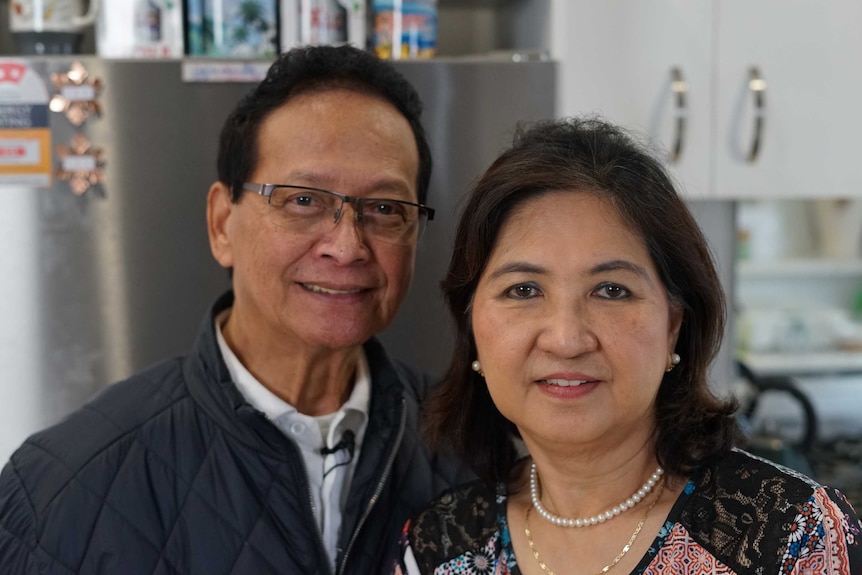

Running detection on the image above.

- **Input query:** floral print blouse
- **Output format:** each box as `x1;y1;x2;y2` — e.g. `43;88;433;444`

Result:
395;449;861;575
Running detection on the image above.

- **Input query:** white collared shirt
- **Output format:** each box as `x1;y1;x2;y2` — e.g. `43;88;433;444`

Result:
215;311;370;570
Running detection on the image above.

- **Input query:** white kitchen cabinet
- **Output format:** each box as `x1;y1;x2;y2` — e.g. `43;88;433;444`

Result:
549;0;713;199
714;0;862;199
551;0;862;199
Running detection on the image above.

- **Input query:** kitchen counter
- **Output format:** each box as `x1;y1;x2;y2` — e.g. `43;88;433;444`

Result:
738;350;862;377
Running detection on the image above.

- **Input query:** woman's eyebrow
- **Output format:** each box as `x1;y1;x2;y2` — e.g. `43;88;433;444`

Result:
590;259;650;280
486;259;652;283
486;261;547;281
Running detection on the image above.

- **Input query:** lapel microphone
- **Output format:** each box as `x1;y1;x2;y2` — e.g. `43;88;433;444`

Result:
321;430;356;479
320;429;355;458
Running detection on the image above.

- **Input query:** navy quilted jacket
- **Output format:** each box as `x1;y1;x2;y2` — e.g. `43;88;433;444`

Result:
0;292;471;574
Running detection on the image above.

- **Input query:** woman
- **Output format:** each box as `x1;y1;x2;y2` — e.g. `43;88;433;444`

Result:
396;118;861;574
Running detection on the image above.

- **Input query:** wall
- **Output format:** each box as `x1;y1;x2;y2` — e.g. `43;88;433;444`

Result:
689;200;737;394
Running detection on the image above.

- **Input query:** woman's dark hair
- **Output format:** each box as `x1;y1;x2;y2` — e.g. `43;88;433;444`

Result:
425;117;739;485
216;44;432;204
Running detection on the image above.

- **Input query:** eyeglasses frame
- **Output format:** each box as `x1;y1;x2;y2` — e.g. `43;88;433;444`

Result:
242;182;434;233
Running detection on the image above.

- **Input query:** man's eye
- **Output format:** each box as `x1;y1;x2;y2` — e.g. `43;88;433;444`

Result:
276;191;328;211
505;284;540;299
290;194;316;207
596;283;630;299
369;201;406;218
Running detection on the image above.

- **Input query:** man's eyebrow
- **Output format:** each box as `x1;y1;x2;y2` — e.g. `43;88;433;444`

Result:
282;171;413;197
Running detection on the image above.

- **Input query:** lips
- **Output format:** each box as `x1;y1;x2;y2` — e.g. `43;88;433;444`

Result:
300;282;366;295
540;378;594;387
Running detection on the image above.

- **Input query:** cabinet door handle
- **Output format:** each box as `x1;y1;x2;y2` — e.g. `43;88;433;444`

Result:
747;67;767;162
669;67;688;164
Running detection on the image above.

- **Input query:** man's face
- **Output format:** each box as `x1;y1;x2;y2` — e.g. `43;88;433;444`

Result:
208;89;420;354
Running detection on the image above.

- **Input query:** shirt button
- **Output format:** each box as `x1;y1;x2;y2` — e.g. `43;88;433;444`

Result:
289;422;305;435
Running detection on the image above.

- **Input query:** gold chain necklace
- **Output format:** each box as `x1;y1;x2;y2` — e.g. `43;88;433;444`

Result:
523;481;665;575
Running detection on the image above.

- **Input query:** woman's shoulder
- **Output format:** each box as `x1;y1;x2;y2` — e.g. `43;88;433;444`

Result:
686;448;849;519
675;448;862;572
406;479;504;568
699;448;822;493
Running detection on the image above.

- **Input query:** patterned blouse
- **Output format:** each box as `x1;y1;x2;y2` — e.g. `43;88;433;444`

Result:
395;449;862;575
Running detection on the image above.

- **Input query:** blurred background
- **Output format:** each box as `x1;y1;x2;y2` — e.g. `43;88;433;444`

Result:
1;0;861;502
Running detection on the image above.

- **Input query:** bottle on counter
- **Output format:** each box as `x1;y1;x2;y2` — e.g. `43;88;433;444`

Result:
371;0;437;59
184;0;279;57
135;0;163;44
97;0;183;58
281;0;366;52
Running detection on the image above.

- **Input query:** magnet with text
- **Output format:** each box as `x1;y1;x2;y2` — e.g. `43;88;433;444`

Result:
0;58;52;186
49;61;104;127
56;133;105;196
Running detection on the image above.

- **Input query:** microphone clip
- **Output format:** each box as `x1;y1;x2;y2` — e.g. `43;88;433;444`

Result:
320;429;355;458
321;429;356;479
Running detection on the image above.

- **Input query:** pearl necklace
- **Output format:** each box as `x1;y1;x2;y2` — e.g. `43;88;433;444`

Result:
529;463;664;527
525;481;666;575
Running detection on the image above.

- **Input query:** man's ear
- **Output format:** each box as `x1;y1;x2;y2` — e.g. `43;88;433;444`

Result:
207;181;235;269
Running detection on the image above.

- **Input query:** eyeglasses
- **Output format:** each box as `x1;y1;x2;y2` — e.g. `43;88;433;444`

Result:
242;183;434;245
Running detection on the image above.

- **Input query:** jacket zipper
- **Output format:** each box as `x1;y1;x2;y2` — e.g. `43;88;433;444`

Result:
263;412;334;575
304;461;334;575
336;397;407;575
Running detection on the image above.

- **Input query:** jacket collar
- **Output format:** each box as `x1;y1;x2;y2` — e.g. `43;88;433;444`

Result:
182;290;406;458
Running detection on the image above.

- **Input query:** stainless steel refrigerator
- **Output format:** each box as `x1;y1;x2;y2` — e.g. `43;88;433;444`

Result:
0;56;555;463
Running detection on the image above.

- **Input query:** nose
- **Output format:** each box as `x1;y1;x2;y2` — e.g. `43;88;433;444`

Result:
536;300;598;358
316;202;370;264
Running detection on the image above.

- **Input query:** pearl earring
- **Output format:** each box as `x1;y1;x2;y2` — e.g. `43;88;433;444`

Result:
666;353;681;372
471;360;484;376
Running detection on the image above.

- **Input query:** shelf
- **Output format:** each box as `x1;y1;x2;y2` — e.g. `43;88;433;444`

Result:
737;258;862;279
738;350;862;377
439;0;518;6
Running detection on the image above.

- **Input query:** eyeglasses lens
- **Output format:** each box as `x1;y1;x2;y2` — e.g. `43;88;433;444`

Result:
267;187;427;245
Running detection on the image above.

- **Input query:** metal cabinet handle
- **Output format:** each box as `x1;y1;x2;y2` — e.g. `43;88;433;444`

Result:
668;67;688;164
747;67;767;162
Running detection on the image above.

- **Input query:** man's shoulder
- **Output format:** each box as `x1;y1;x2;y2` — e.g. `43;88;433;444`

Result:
389;358;433;400
2;357;194;517
363;337;436;402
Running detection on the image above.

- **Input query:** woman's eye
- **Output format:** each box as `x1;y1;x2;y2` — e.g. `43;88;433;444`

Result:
596;283;630;299
505;284;540;299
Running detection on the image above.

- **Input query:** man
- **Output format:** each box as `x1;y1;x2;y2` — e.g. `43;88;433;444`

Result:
0;46;471;574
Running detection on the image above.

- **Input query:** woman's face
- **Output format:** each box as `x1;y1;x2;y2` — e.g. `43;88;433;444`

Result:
471;191;682;453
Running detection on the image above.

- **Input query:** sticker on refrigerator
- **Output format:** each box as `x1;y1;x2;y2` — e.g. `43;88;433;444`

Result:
181;61;270;83
0;59;52;186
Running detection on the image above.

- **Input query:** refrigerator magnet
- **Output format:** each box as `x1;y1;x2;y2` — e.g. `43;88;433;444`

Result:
49;62;103;127
0;59;52;187
55;133;105;196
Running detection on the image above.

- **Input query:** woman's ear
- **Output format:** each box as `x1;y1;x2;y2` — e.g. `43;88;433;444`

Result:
667;305;684;353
